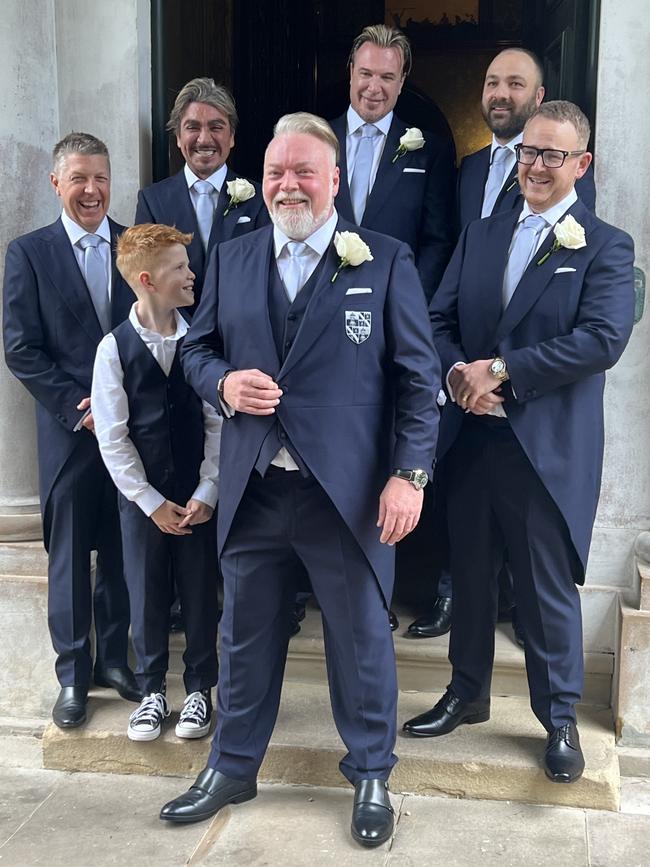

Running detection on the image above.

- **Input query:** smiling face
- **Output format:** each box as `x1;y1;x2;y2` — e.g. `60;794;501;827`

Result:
50;153;110;232
481;50;544;143
349;42;405;124
519;115;591;212
263;133;340;240
176;101;234;179
146;243;195;309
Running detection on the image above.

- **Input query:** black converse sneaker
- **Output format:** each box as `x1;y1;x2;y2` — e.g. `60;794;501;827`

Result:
175;689;212;739
127;692;171;742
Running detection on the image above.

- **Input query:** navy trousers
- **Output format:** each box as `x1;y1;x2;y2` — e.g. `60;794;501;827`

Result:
118;495;219;695
208;469;398;784
44;434;131;687
446;416;583;732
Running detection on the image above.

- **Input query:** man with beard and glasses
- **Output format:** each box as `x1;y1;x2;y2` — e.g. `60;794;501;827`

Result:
135;78;268;311
159;112;440;848
407;47;597;644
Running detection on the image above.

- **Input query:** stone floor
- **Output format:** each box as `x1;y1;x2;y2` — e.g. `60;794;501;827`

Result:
0;767;648;867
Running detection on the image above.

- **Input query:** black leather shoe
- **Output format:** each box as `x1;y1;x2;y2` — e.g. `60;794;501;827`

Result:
160;768;257;824
511;606;525;648
388;610;399;632
52;686;87;728
544;722;584;783
402;689;490;737
351;779;394;847
407;596;452;638
94;666;142;702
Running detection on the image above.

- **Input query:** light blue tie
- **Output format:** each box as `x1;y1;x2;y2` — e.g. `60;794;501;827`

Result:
350;124;380;224
283;241;308;302
482;146;510;218
78;234;110;333
193;180;215;250
502;214;547;307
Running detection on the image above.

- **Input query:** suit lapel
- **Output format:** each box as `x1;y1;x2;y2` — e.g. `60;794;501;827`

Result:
331;115;354;221
494;170;520;213
109;219;134;325
495;200;591;341
361;117;405;225
166;171;206;274
249;228;282;373
465;147;490;224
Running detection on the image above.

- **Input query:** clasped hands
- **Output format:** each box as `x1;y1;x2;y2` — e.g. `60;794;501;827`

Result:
151;499;214;535
449;360;504;415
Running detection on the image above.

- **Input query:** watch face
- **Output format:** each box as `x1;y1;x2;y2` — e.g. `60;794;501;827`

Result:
413;470;428;490
491;358;505;375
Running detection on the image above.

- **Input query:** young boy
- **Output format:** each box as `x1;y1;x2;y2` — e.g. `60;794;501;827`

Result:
92;224;221;742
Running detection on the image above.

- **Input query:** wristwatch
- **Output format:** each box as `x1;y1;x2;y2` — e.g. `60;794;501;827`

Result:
489;356;509;382
392;468;429;490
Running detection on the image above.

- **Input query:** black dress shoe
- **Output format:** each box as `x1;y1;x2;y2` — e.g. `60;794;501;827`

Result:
351;779;394;847
511;605;525;648
544;722;585;783
160;768;257;824
388;610;399;632
94;666;142;702
52;686;87;728
402;688;490;737
407;596;452;638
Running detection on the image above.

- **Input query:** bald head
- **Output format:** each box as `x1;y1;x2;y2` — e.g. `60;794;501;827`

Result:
481;48;545;143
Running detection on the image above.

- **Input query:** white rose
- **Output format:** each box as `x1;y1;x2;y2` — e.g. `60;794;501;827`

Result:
554;215;586;250
399;127;425;152
334;231;373;267
226;178;255;202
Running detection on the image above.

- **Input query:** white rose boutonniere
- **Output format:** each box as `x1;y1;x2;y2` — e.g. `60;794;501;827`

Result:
392;127;425;163
223;178;255;216
331;231;373;282
537;214;586;265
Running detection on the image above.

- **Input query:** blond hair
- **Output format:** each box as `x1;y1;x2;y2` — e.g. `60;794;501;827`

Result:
273;112;340;164
116;224;193;287
526;100;591;148
348;24;411;77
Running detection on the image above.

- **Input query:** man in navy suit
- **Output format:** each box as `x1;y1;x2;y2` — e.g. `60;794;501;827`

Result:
135;78;268;309
409;47;597;641
403;102;635;784
3;133;140;728
160;113;440;846
330;24;456;303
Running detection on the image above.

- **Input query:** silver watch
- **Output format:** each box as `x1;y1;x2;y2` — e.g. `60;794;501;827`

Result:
391;469;429;491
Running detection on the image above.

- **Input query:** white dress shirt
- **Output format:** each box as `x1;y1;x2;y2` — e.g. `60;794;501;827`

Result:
184;162;228;215
92;304;222;516
346;106;393;195
448;187;579;417
61;210;112;300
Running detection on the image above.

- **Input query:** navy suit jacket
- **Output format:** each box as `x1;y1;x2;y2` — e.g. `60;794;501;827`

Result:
135;167;269;305
3;216;134;517
181;219;441;604
457;144;597;232
330;113;457;301
429;199;634;579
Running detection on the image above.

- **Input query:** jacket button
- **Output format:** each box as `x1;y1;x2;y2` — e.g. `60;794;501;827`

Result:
287;313;297;321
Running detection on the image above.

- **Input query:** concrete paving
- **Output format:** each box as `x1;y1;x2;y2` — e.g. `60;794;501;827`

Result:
0;768;649;867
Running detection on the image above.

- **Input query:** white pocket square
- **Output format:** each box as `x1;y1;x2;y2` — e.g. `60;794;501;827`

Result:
403;167;426;173
554;267;576;273
346;287;372;295
236;215;251;223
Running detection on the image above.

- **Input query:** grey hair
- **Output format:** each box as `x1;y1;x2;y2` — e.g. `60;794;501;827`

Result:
526;100;591;148
167;78;238;135
52;132;110;175
272;112;340;164
348;24;412;78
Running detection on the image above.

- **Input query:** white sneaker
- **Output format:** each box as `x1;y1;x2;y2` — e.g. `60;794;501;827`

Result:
127;692;170;742
175;690;212;739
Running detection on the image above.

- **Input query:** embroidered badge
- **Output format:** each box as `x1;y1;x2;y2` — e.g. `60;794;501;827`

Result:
345;311;372;344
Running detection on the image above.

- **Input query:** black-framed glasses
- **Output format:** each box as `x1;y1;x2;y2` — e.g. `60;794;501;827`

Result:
514;144;586;168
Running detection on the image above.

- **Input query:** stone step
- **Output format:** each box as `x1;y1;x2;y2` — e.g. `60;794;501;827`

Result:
168;604;614;705
42;677;619;812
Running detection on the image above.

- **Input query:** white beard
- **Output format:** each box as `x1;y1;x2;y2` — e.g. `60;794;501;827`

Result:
269;192;333;240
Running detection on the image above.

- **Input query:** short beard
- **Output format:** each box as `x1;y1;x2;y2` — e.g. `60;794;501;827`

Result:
269;194;332;240
481;94;538;141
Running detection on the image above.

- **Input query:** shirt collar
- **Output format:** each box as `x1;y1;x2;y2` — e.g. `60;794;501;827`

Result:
273;209;339;259
61;210;111;245
346;105;393;137
519;188;578;226
129;302;188;341
490;132;522;162
184;162;228;193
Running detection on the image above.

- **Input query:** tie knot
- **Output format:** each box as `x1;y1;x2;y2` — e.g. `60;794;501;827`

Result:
491;146;509;166
522;214;547;232
79;233;102;250
286;241;307;259
194;180;214;195
361;124;380;139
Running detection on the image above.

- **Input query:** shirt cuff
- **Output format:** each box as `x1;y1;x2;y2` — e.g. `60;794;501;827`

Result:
191;479;218;510
446;361;466;403
133;486;165;517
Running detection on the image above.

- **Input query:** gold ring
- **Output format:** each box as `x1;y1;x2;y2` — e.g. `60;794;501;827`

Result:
462;393;470;403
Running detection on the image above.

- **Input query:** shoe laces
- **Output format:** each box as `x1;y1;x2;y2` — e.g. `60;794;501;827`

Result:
179;691;209;724
129;692;170;726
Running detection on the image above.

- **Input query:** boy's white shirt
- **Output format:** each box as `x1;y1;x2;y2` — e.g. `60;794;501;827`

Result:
91;303;221;517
